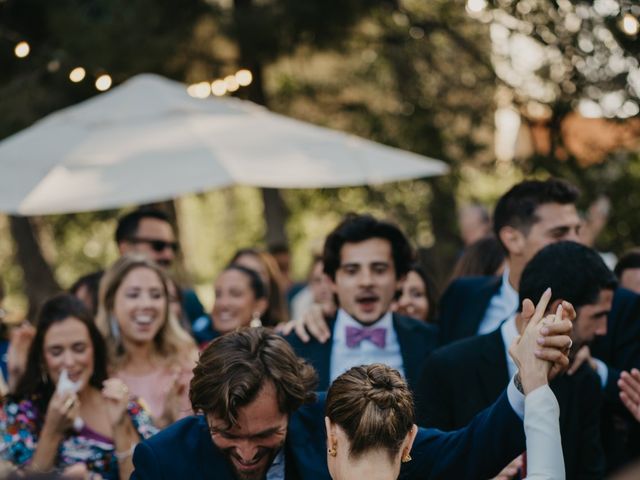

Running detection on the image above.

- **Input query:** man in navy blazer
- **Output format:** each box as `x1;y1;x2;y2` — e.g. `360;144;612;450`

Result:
285;214;439;392
438;178;640;472
132;326;572;480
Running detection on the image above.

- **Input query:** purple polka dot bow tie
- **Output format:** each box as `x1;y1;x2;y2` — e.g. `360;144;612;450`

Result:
345;326;387;349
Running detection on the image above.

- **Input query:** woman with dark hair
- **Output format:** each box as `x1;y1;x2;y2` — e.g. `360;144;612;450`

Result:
449;236;506;283
0;294;157;479
211;265;268;335
393;264;438;324
230;248;288;325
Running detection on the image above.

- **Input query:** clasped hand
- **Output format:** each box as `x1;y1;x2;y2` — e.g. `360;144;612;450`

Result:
509;288;574;395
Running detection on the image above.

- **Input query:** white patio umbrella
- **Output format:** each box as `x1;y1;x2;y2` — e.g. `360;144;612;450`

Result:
0;74;448;215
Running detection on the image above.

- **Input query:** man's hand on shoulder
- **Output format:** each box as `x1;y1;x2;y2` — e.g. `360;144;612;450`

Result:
277;304;332;343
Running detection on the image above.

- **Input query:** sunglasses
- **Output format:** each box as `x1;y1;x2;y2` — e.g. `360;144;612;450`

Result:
128;237;179;253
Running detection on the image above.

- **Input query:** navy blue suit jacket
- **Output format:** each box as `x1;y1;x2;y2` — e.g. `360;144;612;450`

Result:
131;391;525;480
285;313;439;391
438;276;640;472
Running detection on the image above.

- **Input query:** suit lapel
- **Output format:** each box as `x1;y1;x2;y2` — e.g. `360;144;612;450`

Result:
477;330;511;403
394;314;421;388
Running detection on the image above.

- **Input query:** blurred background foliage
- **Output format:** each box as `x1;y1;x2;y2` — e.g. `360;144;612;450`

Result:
0;0;638;316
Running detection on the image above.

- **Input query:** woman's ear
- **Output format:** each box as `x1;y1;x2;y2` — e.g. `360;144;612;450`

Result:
401;424;419;460
325;417;337;451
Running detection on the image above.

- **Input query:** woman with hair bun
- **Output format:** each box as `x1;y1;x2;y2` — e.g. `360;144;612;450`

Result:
326;320;567;480
324;364;418;480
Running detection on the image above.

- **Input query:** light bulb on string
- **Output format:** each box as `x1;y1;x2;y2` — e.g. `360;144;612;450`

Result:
14;41;30;58
95;74;112;92
622;14;639;36
235;69;253;87
211;79;227;96
69;67;86;83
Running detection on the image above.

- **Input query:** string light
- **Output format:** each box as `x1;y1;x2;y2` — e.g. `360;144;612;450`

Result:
14;41;30;58
224;75;239;92
95;74;112;92
235;69;253;87
466;0;487;14
622;14;639;36
69;67;86;83
187;81;211;98
211;80;227;96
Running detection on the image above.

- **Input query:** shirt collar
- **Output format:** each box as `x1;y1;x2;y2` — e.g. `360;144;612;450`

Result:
334;309;393;341
500;314;519;378
500;267;519;303
266;449;285;480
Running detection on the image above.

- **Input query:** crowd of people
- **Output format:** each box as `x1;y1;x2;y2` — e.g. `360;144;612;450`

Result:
0;177;639;479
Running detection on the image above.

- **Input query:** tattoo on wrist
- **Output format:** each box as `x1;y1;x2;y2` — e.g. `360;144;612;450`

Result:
514;372;524;394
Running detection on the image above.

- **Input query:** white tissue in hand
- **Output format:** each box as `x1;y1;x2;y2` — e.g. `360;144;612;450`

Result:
56;369;84;432
56;369;82;394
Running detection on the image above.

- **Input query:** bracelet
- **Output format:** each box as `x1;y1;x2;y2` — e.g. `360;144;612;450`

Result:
514;372;524;395
114;444;136;460
29;460;55;473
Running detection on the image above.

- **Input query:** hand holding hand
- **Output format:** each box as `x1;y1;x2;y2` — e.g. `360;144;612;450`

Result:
102;379;130;428
510;289;572;394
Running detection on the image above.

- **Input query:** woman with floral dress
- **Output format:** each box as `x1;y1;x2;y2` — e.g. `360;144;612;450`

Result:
0;294;157;479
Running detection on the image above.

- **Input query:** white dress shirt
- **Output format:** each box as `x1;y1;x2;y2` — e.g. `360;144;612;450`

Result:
500;315;520;379
477;268;519;335
329;309;405;384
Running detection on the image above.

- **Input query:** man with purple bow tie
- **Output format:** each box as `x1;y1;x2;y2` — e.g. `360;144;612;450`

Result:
285;213;439;391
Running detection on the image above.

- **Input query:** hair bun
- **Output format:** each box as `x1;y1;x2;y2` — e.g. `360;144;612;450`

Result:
365;368;405;409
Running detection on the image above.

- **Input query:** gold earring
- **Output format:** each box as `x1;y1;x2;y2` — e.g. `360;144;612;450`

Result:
249;312;262;328
328;444;337;457
401;453;412;463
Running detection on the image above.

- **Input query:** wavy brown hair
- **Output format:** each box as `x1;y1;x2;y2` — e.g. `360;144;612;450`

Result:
326;364;414;460
189;327;317;428
95;254;195;370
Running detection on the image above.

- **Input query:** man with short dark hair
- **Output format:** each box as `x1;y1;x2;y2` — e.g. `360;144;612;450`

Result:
417;242;616;478
438;178;640;472
440;178;582;343
131;325;573;480
286;214;438;391
116;208;178;268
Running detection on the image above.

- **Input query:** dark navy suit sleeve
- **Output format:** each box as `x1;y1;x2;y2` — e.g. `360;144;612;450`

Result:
131;441;163;480
400;391;525;480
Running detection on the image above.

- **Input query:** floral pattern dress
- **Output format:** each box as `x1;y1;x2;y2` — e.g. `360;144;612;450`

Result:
0;396;158;479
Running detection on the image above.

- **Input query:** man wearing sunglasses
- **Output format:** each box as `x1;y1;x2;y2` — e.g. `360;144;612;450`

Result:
116;208;179;268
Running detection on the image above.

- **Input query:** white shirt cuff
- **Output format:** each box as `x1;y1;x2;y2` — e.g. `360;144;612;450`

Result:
593;358;608;388
507;375;526;420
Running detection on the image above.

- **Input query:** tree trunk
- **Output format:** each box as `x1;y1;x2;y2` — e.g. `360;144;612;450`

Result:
426;176;461;287
233;0;289;249
261;187;289;248
9;215;61;320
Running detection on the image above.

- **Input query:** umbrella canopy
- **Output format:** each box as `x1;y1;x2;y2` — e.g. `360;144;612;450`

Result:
0;74;448;215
